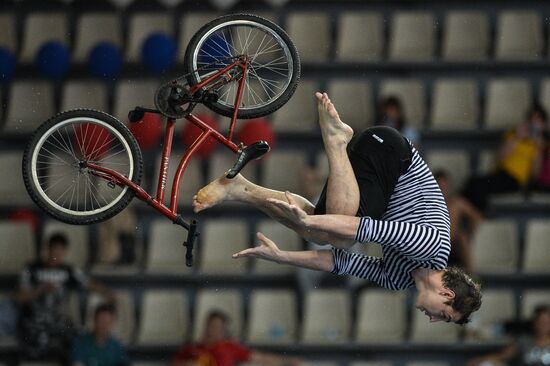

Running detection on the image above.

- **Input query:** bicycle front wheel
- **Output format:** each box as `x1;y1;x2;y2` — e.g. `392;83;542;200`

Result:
184;13;300;119
22;109;143;225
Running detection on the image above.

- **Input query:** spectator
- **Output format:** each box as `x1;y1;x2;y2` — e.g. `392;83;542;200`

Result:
72;303;129;366
466;304;550;366
16;233;114;362
172;311;301;366
376;96;421;148
435;170;483;272
463;104;547;211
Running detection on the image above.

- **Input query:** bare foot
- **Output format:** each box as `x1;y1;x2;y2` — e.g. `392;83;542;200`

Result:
193;174;244;213
315;92;354;147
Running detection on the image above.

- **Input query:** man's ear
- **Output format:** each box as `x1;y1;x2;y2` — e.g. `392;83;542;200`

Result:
440;287;456;300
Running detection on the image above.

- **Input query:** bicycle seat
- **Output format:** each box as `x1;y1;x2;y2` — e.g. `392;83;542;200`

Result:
226;141;270;179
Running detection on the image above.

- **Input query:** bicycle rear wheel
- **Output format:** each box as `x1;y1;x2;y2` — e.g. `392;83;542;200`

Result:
22;109;143;225
184;13;300;119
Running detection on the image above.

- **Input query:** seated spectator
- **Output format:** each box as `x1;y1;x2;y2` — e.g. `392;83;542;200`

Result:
375;96;421;148
172;311;301;366
466;304;550;366
463;104;547;211
435;170;483;272
16;233;114;362
97;208;138;265
72;303;129;366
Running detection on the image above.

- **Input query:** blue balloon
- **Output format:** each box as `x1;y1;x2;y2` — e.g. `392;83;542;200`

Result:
0;47;15;82
141;33;177;74
35;41;70;79
88;42;122;80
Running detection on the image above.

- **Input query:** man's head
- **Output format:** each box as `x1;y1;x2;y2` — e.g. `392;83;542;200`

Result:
433;170;450;198
93;303;116;340
533;305;550;337
415;267;482;325
46;233;69;266
203;310;230;343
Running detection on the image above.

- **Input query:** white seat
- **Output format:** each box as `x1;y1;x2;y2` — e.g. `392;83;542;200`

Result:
199;219;248;275
286;12;330;62
484;78;532;130
272;80;318;132
410;307;459;343
193;289;242;340
0;13;16;52
21;12;68;62
263;150;308;197
472;220;518;274
61;80;109;111
0;152;33;206
426;150;470;193
327;79;374;132
126;13;174;62
538;78;550;118
301;289;350;344
336;12;383;62
85;291;135;344
495;11;542;60
74;13;122;63
523;219;550;273
145;220;192;274
465;289;515;342
246;289;297;344
113;79;159;122
42;221;89;268
178;12;220;61
253;221;301;275
477;150;496;174
4;80;55;134
442;11;489;61
0;222;35;274
430;79;479;130
379;79;426;128
137;290;188;345
389;12;435;61
521;290;550;320
355;290;406;343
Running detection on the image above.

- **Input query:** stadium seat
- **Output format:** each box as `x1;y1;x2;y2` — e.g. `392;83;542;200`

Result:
271;79;318;132
301;289;350;344
145;220;193;274
253;221;302;275
178;12;220;61
113;79;159;122
379;79;426;128
193;289;242;340
65;292;81;328
20;12;68;62
286;12;330;62
327;79;374;132
199;219;248;275
477;150;496;174
0;152;33;206
495;11;542;60
336;12;384;62
521;290;550;320
4;80;55;134
355;290;406;343
465;289;515;342
61;80;109;111
523;219;550;273
207;151;257;184
137;290;188;345
74;13;122;63
410;307;459;343
350;363;394;366
426;150;470;192
472;220;519;274
0;13;16;52
42;221;89;268
538;78;550;117
430;79;479;130
0;222;35;274
442;11;489;61
389;12;435;61
126;13;174;62
263;150;309;197
484;78;532;130
406;363;451;366
85;291;135;344
246;289;297;344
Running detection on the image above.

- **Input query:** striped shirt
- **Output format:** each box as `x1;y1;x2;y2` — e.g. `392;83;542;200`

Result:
331;145;451;290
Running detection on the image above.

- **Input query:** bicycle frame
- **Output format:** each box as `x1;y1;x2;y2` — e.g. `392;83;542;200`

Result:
87;59;249;229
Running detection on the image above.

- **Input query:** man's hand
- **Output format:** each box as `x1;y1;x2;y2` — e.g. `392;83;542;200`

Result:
232;232;285;263
266;191;309;227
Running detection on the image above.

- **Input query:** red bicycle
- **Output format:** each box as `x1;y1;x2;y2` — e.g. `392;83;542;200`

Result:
22;14;300;266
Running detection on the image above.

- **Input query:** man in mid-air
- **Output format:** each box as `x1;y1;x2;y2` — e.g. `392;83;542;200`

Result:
194;92;482;325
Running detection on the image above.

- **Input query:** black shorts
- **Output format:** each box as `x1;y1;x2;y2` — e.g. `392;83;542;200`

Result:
314;126;412;219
